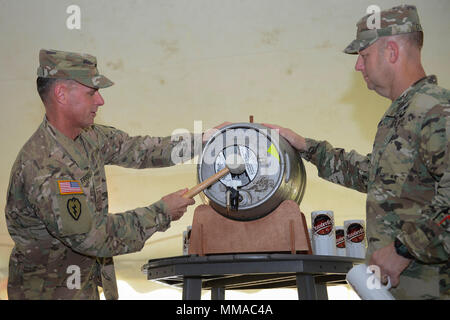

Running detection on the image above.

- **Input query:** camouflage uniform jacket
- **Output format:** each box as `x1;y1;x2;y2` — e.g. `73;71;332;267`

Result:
300;75;449;299
6;117;189;299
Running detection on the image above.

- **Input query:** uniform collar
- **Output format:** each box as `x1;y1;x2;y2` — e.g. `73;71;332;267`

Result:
41;116;91;169
383;75;437;118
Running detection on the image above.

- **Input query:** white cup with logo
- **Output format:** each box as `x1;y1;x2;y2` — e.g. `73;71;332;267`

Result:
335;226;346;257
311;210;336;256
346;264;395;300
344;220;366;258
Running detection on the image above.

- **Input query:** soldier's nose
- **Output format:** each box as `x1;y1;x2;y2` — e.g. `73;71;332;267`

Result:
355;55;364;72
95;91;105;106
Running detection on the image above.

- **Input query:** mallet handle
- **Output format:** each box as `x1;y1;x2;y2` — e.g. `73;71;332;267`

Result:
183;167;230;199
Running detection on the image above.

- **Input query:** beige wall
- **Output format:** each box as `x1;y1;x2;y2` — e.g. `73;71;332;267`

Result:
0;0;449;299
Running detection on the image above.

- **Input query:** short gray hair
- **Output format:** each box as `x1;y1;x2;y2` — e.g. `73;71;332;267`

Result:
36;77;74;103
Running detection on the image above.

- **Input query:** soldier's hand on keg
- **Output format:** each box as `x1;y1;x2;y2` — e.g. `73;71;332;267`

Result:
262;123;307;151
161;189;196;221
202;122;232;143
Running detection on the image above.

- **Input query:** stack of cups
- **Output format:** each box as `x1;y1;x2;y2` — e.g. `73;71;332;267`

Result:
311;210;336;256
346;264;395;300
335;226;346;256
344;220;366;258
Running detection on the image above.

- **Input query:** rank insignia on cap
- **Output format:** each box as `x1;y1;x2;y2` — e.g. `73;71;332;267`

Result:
58;180;84;195
67;197;82;221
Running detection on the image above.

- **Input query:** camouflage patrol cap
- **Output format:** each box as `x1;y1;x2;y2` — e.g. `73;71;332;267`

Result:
344;4;423;54
37;49;114;88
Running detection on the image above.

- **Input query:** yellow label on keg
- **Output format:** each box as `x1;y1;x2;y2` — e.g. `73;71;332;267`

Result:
267;144;280;162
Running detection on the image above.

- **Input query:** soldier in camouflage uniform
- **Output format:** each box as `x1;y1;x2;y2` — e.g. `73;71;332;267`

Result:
265;5;449;299
5;49;202;299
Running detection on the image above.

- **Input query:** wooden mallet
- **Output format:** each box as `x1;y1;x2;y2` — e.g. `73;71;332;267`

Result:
183;154;246;199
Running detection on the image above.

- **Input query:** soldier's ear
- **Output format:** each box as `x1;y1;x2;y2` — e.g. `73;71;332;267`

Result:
386;40;399;64
53;81;71;105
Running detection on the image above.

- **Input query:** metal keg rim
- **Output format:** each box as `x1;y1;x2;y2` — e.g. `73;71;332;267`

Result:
198;122;286;211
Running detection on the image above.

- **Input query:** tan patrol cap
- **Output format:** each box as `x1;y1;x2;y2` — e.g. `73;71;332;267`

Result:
344;4;423;54
37;49;114;89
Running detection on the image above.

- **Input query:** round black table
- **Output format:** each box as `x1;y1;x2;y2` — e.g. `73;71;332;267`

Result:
142;253;363;300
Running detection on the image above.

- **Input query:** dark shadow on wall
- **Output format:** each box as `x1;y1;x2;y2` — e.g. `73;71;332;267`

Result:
337;71;389;144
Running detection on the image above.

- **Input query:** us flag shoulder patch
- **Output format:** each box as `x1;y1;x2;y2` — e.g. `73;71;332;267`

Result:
58;180;84;195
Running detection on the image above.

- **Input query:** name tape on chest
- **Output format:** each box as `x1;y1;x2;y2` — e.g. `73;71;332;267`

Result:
58;180;84;195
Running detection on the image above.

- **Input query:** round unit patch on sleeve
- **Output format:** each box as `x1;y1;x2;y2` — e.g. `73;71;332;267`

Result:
67;197;82;220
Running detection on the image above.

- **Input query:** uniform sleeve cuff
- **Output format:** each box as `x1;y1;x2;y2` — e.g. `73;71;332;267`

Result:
298;138;320;161
396;229;419;260
147;199;172;232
